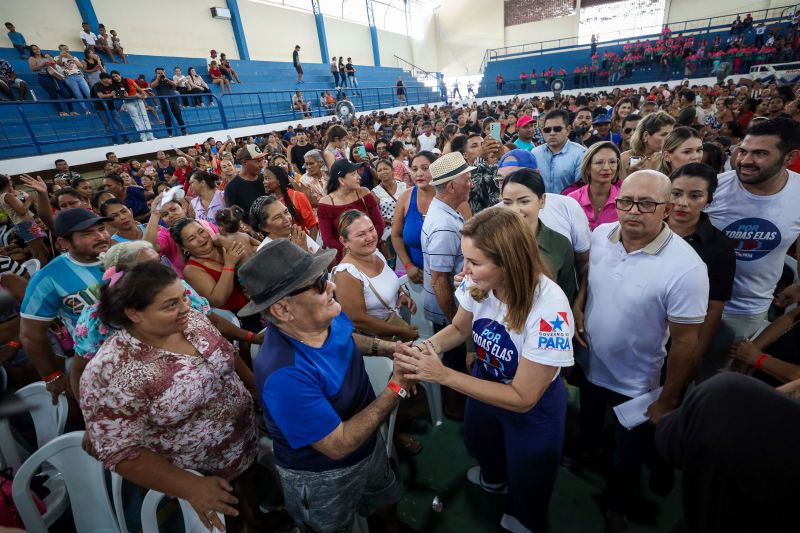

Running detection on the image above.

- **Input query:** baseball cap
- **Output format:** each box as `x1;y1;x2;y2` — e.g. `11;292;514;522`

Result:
592;114;612;125
516;116;534;128
235;144;266;164
54;208;111;238
498;149;538;171
330;160;364;180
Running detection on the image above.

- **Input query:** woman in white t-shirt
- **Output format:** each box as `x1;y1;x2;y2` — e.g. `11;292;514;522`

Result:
332;210;417;341
394;208;574;533
250;194;319;253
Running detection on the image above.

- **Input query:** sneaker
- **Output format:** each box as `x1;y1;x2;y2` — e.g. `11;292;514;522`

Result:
466;466;508;494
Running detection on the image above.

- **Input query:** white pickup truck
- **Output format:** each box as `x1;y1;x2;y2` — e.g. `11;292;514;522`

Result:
749;62;800;85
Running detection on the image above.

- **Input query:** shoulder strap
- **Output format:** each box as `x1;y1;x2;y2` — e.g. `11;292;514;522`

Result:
348;261;394;313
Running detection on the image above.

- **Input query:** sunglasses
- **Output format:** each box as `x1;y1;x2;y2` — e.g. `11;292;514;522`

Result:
623;127;635;134
288;271;329;296
543;126;564;134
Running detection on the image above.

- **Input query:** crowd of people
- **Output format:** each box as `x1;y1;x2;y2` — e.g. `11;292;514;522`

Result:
0;40;799;533
494;15;800;94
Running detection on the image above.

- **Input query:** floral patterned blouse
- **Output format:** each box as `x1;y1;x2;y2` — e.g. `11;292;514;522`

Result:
73;280;211;360
80;309;258;481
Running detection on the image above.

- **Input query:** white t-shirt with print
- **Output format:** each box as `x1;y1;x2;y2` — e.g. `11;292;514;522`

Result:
705;170;800;315
455;274;574;385
80;31;97;46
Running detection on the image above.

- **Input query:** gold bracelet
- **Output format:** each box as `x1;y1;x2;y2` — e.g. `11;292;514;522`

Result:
371;336;380;355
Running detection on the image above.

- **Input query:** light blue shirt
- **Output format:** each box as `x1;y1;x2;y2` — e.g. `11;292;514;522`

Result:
532;140;587;194
513;138;535;152
421;198;464;325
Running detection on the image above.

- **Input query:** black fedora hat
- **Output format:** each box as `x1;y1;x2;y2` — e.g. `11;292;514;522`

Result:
237;239;336;317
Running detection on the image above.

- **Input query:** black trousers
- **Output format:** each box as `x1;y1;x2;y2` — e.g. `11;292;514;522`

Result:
158;96;186;136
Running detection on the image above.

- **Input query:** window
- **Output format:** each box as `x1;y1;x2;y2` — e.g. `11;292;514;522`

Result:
578;0;666;45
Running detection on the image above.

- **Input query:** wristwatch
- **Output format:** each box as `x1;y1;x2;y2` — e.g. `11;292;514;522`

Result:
387;380;409;398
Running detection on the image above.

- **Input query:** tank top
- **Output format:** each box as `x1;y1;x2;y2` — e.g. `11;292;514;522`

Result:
402;186;424;269
185;259;248;312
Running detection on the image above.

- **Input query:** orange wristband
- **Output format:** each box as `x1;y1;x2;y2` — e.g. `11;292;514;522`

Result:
223;266;235;272
755;353;769;370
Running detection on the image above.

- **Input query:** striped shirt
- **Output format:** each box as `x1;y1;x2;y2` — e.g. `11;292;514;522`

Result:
421;198;464;325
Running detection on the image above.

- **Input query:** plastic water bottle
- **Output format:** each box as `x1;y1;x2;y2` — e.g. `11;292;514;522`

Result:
431;496;443;512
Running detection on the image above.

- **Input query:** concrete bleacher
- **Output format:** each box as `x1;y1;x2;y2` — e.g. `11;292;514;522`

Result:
0;47;438;160
479;18;795;96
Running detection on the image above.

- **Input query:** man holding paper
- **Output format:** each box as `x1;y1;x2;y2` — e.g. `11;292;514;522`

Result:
571;170;709;532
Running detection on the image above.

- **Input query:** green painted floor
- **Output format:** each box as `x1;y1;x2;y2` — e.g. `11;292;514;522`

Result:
394;388;682;533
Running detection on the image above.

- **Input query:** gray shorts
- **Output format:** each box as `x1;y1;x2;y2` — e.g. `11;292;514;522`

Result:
276;436;402;533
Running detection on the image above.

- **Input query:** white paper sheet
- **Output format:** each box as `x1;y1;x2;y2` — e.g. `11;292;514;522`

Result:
613;387;663;430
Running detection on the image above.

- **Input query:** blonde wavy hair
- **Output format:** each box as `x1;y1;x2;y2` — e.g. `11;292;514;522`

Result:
460;208;550;333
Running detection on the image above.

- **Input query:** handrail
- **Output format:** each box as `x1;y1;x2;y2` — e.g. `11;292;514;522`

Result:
0;85;442;159
482;5;796;69
394;55;439;82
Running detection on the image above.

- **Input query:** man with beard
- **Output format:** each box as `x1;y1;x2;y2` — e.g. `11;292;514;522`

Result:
702;118;800;377
20;209;112;402
570;107;594;146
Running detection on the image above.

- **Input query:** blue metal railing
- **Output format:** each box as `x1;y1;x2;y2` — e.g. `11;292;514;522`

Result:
480;6;797;71
0;85;439;159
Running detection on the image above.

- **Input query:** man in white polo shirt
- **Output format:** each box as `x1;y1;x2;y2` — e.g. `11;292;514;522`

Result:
703;118;800;376
575;170;708;531
422;151;474;418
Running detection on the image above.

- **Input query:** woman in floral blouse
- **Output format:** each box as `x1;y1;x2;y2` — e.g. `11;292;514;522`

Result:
80;261;259;532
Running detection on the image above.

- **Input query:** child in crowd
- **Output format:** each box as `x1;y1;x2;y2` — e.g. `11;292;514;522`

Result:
214;206;260;261
209;60;231;94
0;174;49;266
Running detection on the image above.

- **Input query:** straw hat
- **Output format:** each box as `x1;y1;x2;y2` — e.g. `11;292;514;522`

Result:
429;152;476;186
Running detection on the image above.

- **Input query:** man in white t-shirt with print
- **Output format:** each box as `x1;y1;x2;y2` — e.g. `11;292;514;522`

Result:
703;118;800;375
79;22;97;50
575;170;709;530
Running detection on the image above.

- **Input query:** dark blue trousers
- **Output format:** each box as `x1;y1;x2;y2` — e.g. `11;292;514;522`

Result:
464;376;568;533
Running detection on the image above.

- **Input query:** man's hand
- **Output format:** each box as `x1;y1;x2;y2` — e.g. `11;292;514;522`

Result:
645;397;677;425
481;138;502;165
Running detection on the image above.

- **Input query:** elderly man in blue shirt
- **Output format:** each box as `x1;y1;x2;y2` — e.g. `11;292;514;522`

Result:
532;109;587;193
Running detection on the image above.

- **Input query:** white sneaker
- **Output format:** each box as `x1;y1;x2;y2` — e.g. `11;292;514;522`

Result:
466;466;508;494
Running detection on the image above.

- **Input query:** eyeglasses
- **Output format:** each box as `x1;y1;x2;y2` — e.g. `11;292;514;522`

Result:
591;159;619;167
288;271;329;296
542;126;564;134
615;198;666;213
623;128;635;134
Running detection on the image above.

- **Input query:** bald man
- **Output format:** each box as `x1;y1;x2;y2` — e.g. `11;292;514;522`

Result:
573;170;709;530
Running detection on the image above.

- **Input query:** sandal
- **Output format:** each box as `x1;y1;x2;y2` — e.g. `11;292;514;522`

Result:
394;432;423;456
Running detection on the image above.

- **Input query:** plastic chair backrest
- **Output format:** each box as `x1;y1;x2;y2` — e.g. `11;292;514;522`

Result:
12;431;120;533
111;472;129;533
211;308;241;328
140;469;225;533
21;258;41;276
362;357;398;457
0;381;68;472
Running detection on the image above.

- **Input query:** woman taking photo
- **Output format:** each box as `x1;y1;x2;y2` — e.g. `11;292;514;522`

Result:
333;210;417;342
620;111;675;178
262;165;318;239
317;160;385;262
80;261;262;532
567;141;622;230
501;169;577;304
55;44;92;115
666;163;735;380
658;126;704;176
190;171;225;222
394;208;574;533
349;142;376;190
250;194;319;253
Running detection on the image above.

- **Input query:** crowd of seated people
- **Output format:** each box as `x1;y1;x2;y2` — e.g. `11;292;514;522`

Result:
496;12;800;93
0;72;798;533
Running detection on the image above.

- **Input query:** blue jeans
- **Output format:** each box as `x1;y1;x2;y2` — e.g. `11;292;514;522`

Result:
63;74;92;113
37;73;74;113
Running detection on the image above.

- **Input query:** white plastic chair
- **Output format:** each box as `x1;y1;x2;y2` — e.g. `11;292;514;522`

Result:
0;381;69;472
363;357;398;459
140;469;225;533
211;308;241;328
21;258;41;276
398;275;443;427
12;431;119;533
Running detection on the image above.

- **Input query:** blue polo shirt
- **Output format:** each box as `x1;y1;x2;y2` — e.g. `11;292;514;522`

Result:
256;313;376;472
532;140;587;194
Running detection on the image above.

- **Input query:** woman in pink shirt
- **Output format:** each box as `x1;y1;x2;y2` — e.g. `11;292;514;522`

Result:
567;141;622;230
